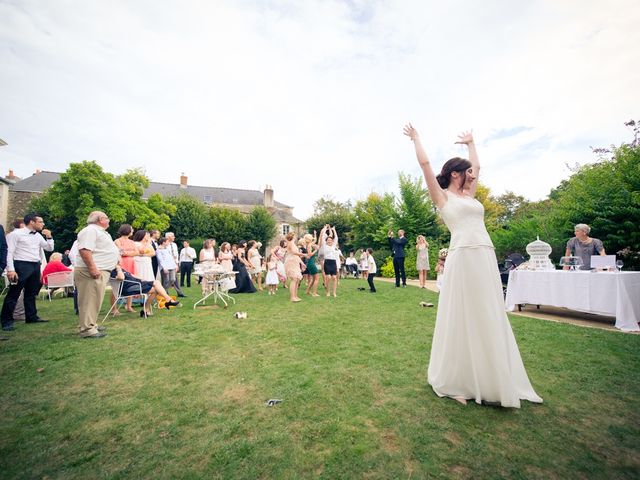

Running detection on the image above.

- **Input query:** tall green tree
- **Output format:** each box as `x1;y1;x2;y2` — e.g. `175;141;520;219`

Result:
207;206;247;244
393;173;440;241
244;207;278;248
29;161;173;250
167;194;210;240
351;192;396;251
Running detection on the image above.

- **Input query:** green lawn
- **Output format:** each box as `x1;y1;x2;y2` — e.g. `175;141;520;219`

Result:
1;279;638;479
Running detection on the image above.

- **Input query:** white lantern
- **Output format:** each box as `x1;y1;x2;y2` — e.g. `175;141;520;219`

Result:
525;236;555;271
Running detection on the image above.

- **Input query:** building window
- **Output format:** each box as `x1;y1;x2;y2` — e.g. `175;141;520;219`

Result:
282;224;290;235
203;195;212;204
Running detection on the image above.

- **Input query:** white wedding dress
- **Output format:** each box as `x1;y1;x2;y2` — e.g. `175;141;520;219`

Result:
428;191;543;408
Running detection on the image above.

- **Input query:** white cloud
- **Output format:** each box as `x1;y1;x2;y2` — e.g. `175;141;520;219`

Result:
1;0;638;219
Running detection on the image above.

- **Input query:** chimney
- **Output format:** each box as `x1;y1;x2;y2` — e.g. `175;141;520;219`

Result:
35;169;41;175
6;169;16;180
263;184;274;208
180;173;188;189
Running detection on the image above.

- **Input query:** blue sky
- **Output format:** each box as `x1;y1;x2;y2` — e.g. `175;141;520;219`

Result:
1;0;638;219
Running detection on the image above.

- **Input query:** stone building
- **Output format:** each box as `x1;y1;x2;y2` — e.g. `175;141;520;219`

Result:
3;171;304;239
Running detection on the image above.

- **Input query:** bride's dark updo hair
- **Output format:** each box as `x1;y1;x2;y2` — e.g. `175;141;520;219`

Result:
436;157;472;189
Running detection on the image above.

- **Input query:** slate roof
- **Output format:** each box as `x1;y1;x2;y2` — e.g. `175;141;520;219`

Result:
10;171;301;222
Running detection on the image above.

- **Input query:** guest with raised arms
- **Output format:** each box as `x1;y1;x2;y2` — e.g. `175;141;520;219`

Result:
319;224;340;298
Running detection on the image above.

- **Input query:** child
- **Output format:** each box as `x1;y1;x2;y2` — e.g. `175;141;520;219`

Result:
265;253;279;295
435;248;448;292
359;249;369;280
366;248;377;293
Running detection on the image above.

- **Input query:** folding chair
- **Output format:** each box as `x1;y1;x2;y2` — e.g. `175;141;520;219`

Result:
42;271;75;301
102;277;149;323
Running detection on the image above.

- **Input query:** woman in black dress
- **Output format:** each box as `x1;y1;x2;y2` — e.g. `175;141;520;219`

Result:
229;240;257;294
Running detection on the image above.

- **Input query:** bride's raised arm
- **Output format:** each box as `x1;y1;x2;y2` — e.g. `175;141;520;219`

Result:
403;123;447;209
455;130;479;197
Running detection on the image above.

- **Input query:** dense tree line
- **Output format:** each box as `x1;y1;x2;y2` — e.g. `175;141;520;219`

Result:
28;161;277;253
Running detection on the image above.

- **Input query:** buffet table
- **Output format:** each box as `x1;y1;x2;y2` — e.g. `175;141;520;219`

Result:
505;270;640;332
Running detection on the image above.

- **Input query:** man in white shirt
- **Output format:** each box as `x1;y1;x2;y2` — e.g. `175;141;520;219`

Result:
179;240;197;288
164;232;185;297
156;237;178;291
74;211;120;338
1;214;55;331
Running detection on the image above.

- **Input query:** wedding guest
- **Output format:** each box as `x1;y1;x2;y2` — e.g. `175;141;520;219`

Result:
149;229;160;278
564;223;606;270
345;251;359;277
319;225;340;298
164;232;185;297
115;224;137;276
272;239;288;288
416;235;431;289
132;230;155;282
1;213;54;331
435;248;448;292
61;249;72;267
114;224;138;312
247;240;263;291
199;239;216;269
111;264;179;317
156;237;178;292
404;123;542;407
41;252;72;286
284;232;306;302
179;240;197;287
218;242;233;272
388;229;408;287
366;248;377;293
303;232;321;297
265;253;279;295
229;240;257;294
0;225;5;340
74;211;119;338
359;249;369;280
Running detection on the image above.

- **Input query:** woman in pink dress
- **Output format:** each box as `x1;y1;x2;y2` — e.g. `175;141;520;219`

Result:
114;224;138;312
284;232;306;302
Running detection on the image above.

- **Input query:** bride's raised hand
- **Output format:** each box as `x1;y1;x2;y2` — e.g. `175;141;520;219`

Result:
403;123;419;140
455;130;474;145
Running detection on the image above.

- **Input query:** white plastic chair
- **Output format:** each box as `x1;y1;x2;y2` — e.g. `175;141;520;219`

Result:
43;271;75;301
102;277;149;323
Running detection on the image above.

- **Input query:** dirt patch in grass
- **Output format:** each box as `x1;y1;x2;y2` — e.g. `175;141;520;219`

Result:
222;383;256;404
381;429;400;453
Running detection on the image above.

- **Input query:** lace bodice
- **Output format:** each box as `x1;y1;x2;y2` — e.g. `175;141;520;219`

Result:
438;191;493;249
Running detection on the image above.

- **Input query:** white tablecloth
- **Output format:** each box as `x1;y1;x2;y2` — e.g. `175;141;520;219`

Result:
505;270;640;332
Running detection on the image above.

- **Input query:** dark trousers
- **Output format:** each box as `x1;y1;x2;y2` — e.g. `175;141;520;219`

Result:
180;262;193;287
1;260;42;327
393;257;406;286
367;273;376;292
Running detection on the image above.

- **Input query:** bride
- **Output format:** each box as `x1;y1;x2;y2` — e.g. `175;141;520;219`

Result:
403;124;543;408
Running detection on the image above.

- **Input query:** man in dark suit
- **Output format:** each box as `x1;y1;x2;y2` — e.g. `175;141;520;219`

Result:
150;229;160;278
388;229;408;287
0;224;7;340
